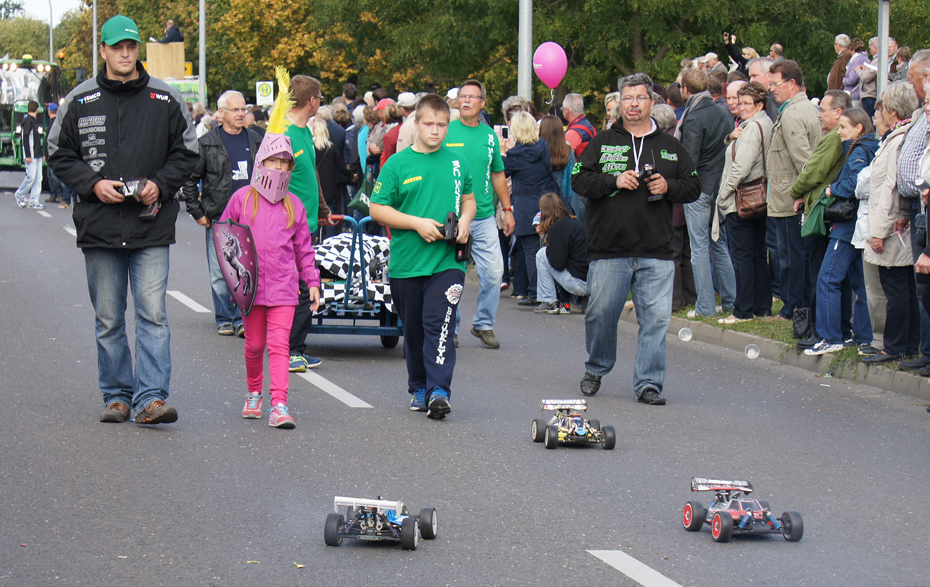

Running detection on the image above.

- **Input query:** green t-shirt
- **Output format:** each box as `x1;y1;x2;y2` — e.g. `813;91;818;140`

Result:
371;147;473;278
285;123;320;232
443;120;503;220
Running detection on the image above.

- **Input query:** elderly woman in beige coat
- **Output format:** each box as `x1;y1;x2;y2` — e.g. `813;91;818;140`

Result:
863;81;920;363
716;81;774;323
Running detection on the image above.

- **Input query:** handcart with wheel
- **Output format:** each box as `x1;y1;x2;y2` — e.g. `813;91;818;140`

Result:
308;215;402;348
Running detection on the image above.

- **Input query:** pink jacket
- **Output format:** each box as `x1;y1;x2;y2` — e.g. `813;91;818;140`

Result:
220;186;321;307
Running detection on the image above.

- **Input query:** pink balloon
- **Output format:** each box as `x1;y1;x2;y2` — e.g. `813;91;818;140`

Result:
533;42;568;89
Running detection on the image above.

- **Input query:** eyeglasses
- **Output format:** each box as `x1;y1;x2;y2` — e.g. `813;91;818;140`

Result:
619;95;652;104
769;79;791;88
458;94;483;102
223;107;248;114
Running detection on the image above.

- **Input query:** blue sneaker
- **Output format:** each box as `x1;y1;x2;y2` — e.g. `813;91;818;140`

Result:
289;355;309;372
27;202;45;210
15;195;26;208
426;387;451;419
409;388;428;412
302;354;323;369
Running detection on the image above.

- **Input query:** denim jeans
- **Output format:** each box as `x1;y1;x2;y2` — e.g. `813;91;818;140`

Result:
455;215;504;333
684;192;736;315
584;257;674;397
15;158;43;205
205;226;243;328
725;212;772;318
908;198;930;357
815;239;871;345
535;247;587;302
83;246;171;410
46;163;63;199
772;214;807;318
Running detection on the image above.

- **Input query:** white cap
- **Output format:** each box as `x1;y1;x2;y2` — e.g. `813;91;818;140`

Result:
704;52;718;61
397;92;417;108
446;87;459;100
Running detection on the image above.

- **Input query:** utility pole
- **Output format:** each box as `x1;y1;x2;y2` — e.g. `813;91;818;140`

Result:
517;0;532;101
199;0;206;105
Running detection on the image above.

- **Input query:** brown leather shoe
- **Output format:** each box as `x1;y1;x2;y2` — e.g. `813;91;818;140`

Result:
135;400;178;424
100;402;130;423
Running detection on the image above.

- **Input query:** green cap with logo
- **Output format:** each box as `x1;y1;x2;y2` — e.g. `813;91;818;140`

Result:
101;15;141;46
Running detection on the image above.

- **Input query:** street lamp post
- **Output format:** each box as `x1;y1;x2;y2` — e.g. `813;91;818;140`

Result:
47;0;53;62
92;0;98;73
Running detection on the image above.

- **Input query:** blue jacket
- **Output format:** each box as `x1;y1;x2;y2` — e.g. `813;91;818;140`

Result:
829;134;879;242
503;139;559;236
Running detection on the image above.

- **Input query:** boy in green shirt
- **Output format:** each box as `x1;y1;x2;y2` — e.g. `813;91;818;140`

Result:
371;94;477;419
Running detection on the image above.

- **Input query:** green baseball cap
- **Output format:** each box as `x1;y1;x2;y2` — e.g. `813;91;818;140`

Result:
101;15;141;45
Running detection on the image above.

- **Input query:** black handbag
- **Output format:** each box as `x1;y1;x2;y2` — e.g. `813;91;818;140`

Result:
822;196;858;222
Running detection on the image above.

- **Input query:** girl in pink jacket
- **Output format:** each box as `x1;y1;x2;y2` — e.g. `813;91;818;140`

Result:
220;132;321;428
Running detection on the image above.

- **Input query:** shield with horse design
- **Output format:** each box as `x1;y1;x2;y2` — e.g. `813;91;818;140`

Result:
213;219;258;316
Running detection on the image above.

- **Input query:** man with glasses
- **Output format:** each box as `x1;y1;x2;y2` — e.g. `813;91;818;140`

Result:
764;59;822;325
572;73;701;405
788;89;854;349
443;79;515;349
287;74;333;372
181;90;262;337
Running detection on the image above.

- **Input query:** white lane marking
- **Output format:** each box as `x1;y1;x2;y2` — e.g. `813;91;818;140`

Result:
38;210;52;218
167;290;211;313
588;551;682;587
297;371;373;409
64;225;77;237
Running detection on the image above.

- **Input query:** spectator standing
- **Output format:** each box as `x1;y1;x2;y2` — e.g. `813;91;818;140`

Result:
155;19;183;43
562;93;596;157
539;114;578;218
724;79;747;127
677;68;736;318
14;100;44;209
747;57;779;122
47;15;199;424
379;103;405;166
533;193;588;314
572;73;701;404
843;38;870;107
44;103;64;204
765;60;822;323
715;81;774;323
828;34;853;90
181;89;262;337
393;92;419;154
502;111;560;304
312;117;353;237
443;79;515;349
856;38;881;117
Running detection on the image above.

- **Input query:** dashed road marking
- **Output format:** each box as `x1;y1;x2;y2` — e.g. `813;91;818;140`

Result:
588;550;682;587
167;290;211;313
64;226;76;237
297;370;373;409
37;210;52;218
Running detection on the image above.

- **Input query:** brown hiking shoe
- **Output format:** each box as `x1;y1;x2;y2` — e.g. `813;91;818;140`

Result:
100;402;130;423
135;400;178;424
470;327;500;349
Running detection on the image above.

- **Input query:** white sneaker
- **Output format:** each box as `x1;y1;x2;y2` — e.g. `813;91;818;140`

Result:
804;340;845;356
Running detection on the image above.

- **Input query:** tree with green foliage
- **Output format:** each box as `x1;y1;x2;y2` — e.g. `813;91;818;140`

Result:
0;0;23;21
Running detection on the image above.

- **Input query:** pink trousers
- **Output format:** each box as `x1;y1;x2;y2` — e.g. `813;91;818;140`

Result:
242;305;296;407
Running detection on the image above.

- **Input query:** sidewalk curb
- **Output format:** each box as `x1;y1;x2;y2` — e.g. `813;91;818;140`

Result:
620;308;930;403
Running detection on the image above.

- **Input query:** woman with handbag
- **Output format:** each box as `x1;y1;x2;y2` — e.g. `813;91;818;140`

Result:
715;81;773;324
805;108;879;355
861;82;920;363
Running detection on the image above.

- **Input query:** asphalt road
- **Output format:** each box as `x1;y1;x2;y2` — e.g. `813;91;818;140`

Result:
1;183;928;586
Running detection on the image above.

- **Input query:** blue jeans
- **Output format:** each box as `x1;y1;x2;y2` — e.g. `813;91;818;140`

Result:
206;226;243;328
772;215;807;318
84;246;172;410
684;192;736;315
456;215;504;333
15;158;43;205
536;247;587;302
815;239;871;345
584;257;674;397
908;198;930;357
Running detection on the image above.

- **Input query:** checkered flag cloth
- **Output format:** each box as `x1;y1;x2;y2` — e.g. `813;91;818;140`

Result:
315;234;393;313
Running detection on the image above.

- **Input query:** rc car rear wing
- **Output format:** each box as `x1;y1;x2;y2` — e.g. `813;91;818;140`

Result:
541;399;588;412
334;496;404;515
691;478;754;494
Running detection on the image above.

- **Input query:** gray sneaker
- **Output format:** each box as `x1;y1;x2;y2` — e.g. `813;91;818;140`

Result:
534;301;560;314
100;402;130;423
470;327;500;349
218;323;235;336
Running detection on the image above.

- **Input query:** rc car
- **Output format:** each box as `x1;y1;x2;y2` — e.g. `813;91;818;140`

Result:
324;496;438;550
531;399;616;450
682;477;803;543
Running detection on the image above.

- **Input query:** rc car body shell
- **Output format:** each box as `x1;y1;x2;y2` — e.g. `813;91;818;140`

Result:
324;496;438;550
532;400;615;450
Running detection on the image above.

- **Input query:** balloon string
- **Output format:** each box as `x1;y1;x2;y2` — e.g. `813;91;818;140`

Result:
545;88;554;106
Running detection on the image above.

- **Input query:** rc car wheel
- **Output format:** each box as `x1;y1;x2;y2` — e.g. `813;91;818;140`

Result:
601;425;616;450
588;419;600;431
544;425;559;449
324;513;345;546
531;419;547;442
781;511;804;542
711;512;733;542
682;501;705;531
400;517;420;550
419;507;438;539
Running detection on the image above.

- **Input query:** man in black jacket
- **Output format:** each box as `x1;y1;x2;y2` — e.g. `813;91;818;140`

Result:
181;89;261;337
14;100;45;209
48;15;199;425
572;73;701;405
677;68;737;318
156;19;183;43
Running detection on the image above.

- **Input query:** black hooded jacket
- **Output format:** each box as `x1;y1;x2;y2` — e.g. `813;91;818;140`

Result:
48;62;199;249
572;120;701;261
